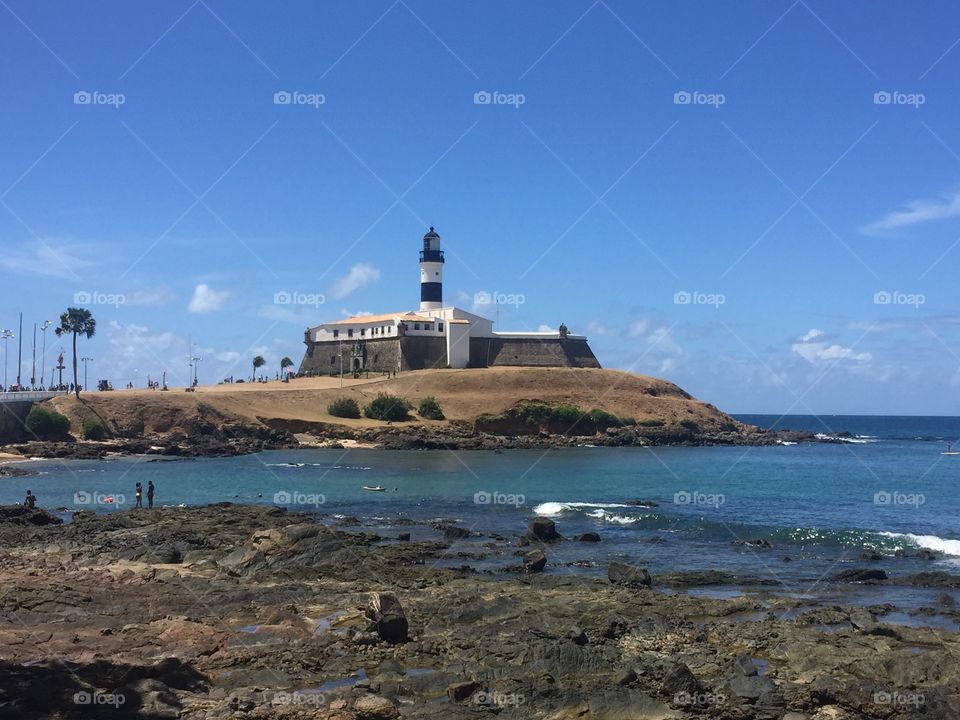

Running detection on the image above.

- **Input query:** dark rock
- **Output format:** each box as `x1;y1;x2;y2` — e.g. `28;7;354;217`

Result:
616;668;638;686
602;615;630;639
447;681;479;703
736;655;759;676
727;674;775;700
831;568;888;583
937;592;955;607
744;538;773;549
849;609;876;633
660;661;701;697
0;505;63;526
523;550;546;574
608;561;652;588
528;518;560;543
442;526;470;541
397;532;410;542
624;499;659;507
365;592;408;644
573;532;601;542
567;627;588;645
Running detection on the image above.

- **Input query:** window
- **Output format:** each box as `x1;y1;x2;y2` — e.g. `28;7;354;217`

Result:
438;323;444;332
330;356;336;364
424;324;432;331
360;328;366;337
333;329;339;338
347;329;353;338
373;354;379;363
414;323;420;330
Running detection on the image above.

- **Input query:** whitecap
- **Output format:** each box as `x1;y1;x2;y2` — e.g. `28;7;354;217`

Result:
879;531;960;557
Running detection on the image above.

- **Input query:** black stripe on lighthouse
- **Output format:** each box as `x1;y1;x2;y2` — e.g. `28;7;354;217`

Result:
421;282;442;303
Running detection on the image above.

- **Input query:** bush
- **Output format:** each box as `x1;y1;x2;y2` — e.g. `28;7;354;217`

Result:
82;419;106;440
364;393;412;421
587;408;632;431
417;396;445;420
678;418;700;432
328;397;361;419
636;418;665;427
25;406;70;439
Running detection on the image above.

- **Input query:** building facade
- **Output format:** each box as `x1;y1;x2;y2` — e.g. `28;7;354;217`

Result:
299;228;600;374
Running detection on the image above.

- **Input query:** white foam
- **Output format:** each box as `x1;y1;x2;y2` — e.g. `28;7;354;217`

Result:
880;531;960;557
533;501;632;516
585;508;639;525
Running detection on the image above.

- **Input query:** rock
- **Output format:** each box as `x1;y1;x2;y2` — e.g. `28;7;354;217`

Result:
567;627;588;645
860;549;883;560
736;655;759;676
937;592;955;607
398;532;410;541
0;505;63;526
831;568;887;583
365;592;408;644
660;661;701;697
624;499;658;507
447;681;480;703
353;693;399;719
615;668;638;686
523;550;547;574
529;518;560;543
744;538;773;549
126;678;180;719
727;673;775;700
443;526;470;541
601;615;630;639
608;561;651;589
573;532;601;542
849;609;876;633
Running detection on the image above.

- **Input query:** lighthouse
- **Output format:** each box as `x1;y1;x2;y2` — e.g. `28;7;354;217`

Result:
419;226;444;311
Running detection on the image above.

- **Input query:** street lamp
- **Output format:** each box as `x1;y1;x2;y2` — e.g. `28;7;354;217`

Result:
191;356;201;387
39;320;51;388
80;357;93;392
0;330;12;390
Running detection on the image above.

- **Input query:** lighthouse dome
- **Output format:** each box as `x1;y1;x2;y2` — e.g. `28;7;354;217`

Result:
423;226;440;240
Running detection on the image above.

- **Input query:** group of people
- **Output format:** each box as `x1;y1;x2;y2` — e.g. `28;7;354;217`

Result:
134;481;155;509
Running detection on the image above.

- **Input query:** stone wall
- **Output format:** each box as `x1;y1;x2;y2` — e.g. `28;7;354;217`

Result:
0;401;35;443
299;337;403;375
399;336;447;371
469;337;601;369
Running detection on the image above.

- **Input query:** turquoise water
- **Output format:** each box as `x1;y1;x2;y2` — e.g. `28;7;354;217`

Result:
5;415;960;607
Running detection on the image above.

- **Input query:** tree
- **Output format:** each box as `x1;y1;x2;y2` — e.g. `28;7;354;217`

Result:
252;355;266;380
55;307;96;398
280;356;294;376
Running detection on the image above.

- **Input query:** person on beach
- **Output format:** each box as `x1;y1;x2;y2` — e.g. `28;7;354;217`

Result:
147;481;154;509
135;482;142;509
24;490;36;509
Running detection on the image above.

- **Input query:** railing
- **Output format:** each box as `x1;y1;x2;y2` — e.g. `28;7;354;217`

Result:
419;249;445;263
0;390;69;403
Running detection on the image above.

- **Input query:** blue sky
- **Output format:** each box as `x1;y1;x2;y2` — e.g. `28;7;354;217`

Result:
1;0;959;414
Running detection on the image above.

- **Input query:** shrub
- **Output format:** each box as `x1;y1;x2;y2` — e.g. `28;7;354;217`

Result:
82;419;106;440
587;408;630;431
25;406;70;439
678;418;700;432
328;397;361;419
418;396;445;420
636;418;665;427
364;393;412;421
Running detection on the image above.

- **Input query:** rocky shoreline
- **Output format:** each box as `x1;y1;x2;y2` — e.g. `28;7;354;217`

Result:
1;503;957;719
0;421;824;462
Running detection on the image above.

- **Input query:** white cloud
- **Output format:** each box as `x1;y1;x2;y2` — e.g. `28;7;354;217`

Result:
0;242;95;279
792;328;871;364
587;320;616;336
329;263;380;299
537;324;556;332
861;188;960;235
626;319;649;338
188;283;229;313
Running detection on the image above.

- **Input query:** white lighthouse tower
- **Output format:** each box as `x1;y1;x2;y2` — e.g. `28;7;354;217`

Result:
419;227;444;311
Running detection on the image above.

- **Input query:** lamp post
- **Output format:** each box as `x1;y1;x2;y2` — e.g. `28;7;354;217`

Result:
39;320;51;388
80;357;92;392
191;356;201;387
56;351;65;389
16;312;22;388
339;338;343;388
30;322;36;389
0;330;12;390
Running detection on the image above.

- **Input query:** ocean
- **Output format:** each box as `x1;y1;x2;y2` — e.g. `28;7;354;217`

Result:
6;414;960;613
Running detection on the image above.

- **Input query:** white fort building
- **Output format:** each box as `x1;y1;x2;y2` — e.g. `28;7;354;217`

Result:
299;227;600;374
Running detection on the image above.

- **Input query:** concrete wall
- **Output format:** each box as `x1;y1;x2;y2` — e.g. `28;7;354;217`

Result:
0;400;35;442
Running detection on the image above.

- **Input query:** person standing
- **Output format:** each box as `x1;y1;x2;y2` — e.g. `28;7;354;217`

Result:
24;490;36;509
147;481;154;509
134;482;142;509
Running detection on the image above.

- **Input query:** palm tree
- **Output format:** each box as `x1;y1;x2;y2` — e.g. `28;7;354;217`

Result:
252;355;265;381
280;356;294;378
55;307;96;398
